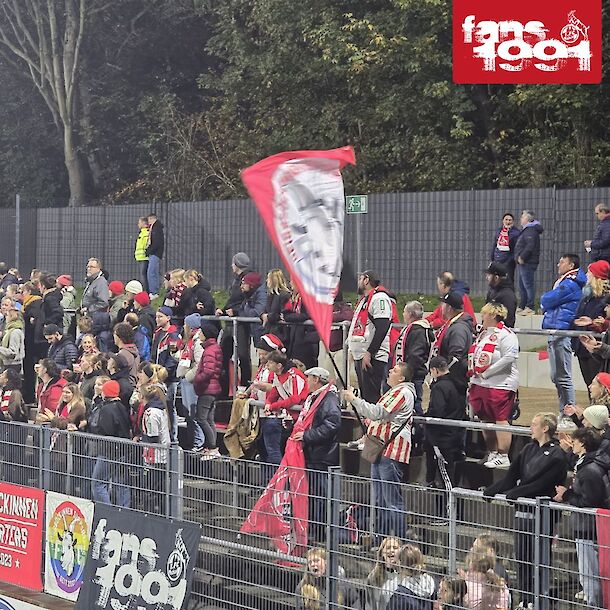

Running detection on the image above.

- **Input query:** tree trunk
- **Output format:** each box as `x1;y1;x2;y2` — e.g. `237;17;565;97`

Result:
64;123;87;207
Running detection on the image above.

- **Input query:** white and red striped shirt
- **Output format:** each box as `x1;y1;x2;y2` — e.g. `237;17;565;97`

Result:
265;367;308;416
352;382;415;464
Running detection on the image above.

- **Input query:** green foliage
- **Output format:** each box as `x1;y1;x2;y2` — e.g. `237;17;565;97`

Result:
0;0;607;205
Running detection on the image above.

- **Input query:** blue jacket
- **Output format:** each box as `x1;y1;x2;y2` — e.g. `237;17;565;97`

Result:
514;221;543;265
490;226;521;264
541;268;587;329
591;215;610;262
238;284;267;343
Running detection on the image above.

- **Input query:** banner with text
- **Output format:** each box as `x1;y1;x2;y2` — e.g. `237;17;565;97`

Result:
44;492;94;601
0;483;44;591
75;504;201;610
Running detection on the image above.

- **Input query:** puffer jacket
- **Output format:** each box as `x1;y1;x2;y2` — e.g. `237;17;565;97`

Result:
302;387;342;467
541;268;587;330
81;272;109;313
563;449;610;539
591;214;610;262
514;221;543;265
48;335;79;370
193;338;222;396
181;278;215;317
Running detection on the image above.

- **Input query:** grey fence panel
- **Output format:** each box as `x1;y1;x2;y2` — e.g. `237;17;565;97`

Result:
1;187;602;295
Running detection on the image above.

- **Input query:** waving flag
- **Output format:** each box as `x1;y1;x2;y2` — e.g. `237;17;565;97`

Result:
241;147;356;347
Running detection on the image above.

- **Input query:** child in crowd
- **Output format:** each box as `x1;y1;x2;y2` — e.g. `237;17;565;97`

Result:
387;544;435;610
463;550;509;610
366;537;402;610
434;576;466;610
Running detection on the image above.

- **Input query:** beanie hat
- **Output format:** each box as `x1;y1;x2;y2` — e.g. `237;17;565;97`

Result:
583;404;610;430
101;380;121;399
442;291;464;310
57;274;72;287
232;252;251;269
108;281;125;296
596;372;610;392
125;280;144;295
158;306;173;317
241;272;261;289
200;321;219;339
588;260;610;280
256;334;285;352
184;313;202;329
486;262;508;277
134;292;150;306
43;324;61;336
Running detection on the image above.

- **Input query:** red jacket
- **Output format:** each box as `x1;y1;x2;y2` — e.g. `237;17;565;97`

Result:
193;338;222;397
36;377;68;414
427;294;476;330
265;367;308;413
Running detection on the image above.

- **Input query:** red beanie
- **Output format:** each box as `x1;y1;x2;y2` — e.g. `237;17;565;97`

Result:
101;380;120;398
241;272;261;289
57;274;72;287
588;260;610;280
596;372;610;392
257;333;285;352
108;281;125;296
134;291;150;306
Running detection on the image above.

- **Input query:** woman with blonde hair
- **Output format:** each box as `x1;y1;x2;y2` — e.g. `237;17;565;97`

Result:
468;302;519;469
387;544;435;610
163;268;187;319
296;547;361;610
366;537;401;609
50;383;86;430
181;269;215;317
261;269;291;339
0;308;24;373
463;550;509;610
573;261;610;392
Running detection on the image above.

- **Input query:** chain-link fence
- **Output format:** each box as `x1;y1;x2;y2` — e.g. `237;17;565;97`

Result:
1;186;606;295
0;420;607;609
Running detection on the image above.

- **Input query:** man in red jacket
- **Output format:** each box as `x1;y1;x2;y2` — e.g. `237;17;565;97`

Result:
193;321;223;459
426;271;476;330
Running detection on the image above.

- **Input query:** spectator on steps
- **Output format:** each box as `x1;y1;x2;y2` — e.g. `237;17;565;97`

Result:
116;280;143;323
426;272;476;330
261;268;291;341
0;309;25;374
485;262;517;327
436;577;467;610
34;358;68;422
40;273;64;328
514;210;543;315
133;292;156;339
490;213;520;282
366;537;401;610
43;324;78;371
463;550;510;610
57;275;77;334
181;269;215;317
108;281;126;324
585;202;610;263
81;258;109;314
387;544;435;610
134;216;150;292
145;212;164;299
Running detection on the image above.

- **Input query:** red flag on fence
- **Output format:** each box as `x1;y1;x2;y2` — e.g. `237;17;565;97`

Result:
597;508;610;608
240;385;333;554
241;147;356;348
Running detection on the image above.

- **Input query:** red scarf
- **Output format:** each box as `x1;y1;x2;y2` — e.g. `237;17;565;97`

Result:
433;312;465;353
496;227;510;252
353;286;388;337
240;384;333;555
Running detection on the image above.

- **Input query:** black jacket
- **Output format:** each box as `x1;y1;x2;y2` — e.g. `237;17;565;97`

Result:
94;399;131;454
564;449;610;539
146;220;164;258
485;439;567;500
42;289;64;327
222;269;250;313
400;321;434;380
303;389;342;467
425;375;466;448
48;336;79;370
264;290;291;340
514;222;543;265
486;278;517;327
571;292;606;359
591;215;610;263
438;313;473;392
284;300;320;363
137;306;157;340
110;363;135;410
181;278;215;316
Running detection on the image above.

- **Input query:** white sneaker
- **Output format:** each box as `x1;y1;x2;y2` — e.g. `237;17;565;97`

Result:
521;307;535;315
484;453;510;468
516;308;524;314
574;590;585;601
347;437;365;451
201;448;221;460
479;451;497;465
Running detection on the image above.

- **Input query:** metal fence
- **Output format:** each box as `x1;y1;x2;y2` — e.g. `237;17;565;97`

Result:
1;186;607;295
0;420;607;610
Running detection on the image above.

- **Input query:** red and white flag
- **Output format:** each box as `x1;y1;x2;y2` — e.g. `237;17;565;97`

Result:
241;147;356;347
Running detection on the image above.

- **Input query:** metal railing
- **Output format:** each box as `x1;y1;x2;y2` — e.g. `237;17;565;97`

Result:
0;420;606;610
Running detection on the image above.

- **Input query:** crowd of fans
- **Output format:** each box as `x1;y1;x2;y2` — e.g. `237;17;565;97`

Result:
0;206;609;609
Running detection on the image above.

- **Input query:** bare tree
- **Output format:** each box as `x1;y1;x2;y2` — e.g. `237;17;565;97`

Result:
0;0;88;205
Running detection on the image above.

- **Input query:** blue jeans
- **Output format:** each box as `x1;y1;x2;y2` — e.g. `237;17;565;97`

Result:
138;260;149;293
180;379;205;448
548;336;575;413
260;418;283;464
518;262;537;309
91;456;130;507
147;254;161;295
371;456;406;540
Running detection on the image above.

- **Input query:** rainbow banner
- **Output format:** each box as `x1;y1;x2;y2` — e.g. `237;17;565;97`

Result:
44;492;94;601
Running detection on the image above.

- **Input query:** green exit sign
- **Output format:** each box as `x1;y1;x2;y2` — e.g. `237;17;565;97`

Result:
346;194;368;214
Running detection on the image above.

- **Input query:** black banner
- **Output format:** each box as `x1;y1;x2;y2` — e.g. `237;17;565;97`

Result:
75;504;201;610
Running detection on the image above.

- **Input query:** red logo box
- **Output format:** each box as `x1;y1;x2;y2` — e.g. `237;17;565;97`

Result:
453;0;602;84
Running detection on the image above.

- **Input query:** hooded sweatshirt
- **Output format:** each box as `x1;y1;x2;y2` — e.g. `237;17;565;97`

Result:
141;395;171;464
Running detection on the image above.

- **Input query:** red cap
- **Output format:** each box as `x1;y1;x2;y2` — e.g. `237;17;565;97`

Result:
588;260;610;280
101;380;120;398
57;274;72;287
596;372;610;392
242;272;261;288
108;281;125;295
134;292;150;306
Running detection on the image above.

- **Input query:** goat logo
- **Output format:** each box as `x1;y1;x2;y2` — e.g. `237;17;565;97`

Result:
46;497;92;598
